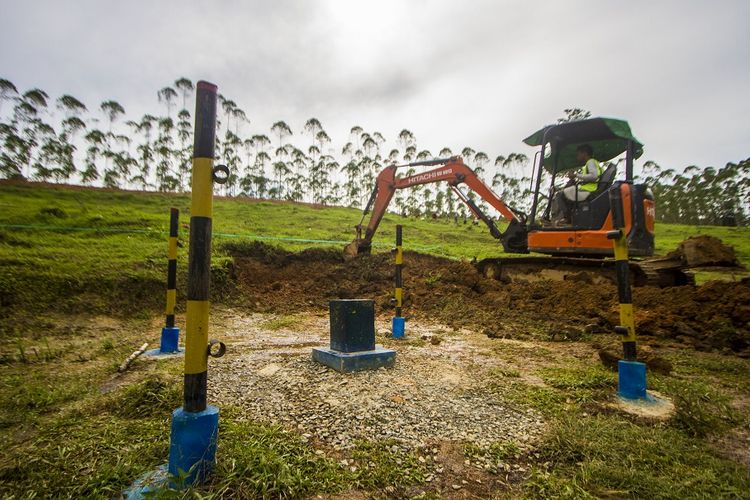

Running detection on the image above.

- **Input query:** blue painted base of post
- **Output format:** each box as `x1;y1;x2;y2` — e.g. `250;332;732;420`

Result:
618;360;647;400
161;326;180;353
123;464;169;499
168;405;220;487
392;316;405;339
312;346;396;373
143;327;184;358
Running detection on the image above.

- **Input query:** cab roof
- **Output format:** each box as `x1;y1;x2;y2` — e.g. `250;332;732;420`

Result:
523;117;644;173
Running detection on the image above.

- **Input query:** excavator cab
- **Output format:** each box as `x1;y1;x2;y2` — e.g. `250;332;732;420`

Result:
523;117;655;256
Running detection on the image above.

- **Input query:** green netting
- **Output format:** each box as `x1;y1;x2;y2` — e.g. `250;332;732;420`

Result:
523;117;644;173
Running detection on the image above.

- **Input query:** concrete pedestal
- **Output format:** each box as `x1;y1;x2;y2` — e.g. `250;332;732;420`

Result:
312;346;396;372
313;299;396;372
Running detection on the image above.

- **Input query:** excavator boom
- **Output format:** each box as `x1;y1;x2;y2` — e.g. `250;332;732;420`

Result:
345;157;529;257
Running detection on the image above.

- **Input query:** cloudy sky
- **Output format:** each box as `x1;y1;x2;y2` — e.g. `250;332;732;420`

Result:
1;0;748;171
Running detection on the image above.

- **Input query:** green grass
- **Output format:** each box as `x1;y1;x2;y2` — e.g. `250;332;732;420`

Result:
487;352;750;498
1;183;750;497
526;414;750;499
1;182;748;318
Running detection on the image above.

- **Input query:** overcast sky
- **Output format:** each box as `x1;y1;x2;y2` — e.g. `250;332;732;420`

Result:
1;0;748;171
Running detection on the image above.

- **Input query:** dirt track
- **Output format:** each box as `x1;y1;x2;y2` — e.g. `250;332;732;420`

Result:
226;242;750;356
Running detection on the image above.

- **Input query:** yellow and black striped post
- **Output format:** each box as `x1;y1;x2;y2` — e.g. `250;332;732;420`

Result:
184;80;219;413
167;81;223;486
607;184;637;360
158;207;181;353
166;207;179;328
392;225;405;338
607;182;647;400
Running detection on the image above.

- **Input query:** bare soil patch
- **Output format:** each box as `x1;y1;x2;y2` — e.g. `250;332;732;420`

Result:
226;242;750;356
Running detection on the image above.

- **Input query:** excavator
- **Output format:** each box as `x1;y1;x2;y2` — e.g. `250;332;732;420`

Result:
344;117;692;287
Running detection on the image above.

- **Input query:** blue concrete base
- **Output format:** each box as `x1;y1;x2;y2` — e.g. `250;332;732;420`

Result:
618;360;648;400
168;405;220;487
392;316;405;339
143;347;183;358
123;464;169;499
160;326;180;353
312;346;396;373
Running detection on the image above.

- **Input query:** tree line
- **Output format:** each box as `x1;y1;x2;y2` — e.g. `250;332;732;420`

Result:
0;78;746;225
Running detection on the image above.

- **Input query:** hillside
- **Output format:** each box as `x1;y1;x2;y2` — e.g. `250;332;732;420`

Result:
1;181;748;315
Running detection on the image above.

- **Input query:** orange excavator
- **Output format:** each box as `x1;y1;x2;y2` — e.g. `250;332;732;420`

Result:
344;118;691;286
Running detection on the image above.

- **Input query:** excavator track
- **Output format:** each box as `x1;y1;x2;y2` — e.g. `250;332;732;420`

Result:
475;256;694;288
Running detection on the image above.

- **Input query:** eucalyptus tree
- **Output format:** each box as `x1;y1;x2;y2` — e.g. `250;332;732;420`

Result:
157;86;178;117
250;134;271;196
397;129;415;165
350;125;364;151
99;100;126;187
174;78;194;111
81;129;105;184
403;145;416;162
557;108;591;123
271;120;292;151
438;147;452;158
4;89;51;179
32;121;58;181
221;129;242;195
176;109;192;190
309;129;331;202
474;151;489;179
387;148;399;163
0;78;19;116
270;121;292;196
131;114;157;189
239;138;255;196
372;131;385;152
271;159;291;198
54;95;88;181
304;118;323;180
155;117;177;191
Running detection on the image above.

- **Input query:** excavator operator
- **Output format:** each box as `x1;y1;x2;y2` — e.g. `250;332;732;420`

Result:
550;144;602;224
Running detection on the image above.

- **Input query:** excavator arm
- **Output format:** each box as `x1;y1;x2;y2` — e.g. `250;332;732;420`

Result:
344;156;529;257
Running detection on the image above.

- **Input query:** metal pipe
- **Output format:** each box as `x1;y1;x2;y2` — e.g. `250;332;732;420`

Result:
607;183;637;360
394;225;403;318
625;140;634;181
165;207;179;328
183;81;218;413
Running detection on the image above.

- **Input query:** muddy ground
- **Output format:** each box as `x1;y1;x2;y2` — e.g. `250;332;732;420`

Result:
225;242;750;357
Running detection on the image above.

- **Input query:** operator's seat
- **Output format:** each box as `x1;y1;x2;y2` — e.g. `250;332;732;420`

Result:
570;164;619;229
591;164;617;197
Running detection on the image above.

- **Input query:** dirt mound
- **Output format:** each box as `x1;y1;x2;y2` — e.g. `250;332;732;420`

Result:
667;235;740;267
225;242;750;356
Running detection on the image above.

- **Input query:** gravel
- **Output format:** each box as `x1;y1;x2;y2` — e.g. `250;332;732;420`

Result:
208;311;546;464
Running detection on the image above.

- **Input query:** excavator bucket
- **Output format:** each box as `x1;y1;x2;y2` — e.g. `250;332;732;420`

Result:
343;239;370;260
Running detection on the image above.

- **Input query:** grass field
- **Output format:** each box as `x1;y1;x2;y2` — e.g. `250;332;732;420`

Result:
1;182;748;316
1;182;749;498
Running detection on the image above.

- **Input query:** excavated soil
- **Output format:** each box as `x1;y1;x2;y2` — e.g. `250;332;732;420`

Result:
667;235;741;267
226;242;750;356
